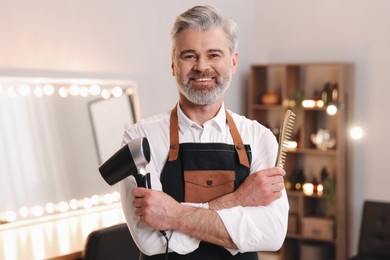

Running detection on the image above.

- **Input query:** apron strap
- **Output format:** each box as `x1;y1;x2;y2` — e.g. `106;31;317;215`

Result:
168;105;250;168
225;111;250;168
168;105;180;161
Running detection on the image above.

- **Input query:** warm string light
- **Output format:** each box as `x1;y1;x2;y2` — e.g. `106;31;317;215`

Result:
0;82;131;99
0;192;121;223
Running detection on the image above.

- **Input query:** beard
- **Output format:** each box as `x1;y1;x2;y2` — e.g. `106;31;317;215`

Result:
178;70;232;105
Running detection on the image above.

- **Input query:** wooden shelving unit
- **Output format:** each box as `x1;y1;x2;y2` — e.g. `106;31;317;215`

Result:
247;63;354;260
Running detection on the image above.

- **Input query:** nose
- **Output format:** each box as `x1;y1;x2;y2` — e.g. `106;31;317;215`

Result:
193;56;210;71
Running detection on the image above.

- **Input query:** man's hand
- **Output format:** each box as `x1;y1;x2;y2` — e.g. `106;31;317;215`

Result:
209;167;286;210
131;187;237;249
132;188;182;230
234;167;286;206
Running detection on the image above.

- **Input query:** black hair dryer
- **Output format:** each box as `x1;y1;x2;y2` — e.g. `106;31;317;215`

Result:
98;137;151;188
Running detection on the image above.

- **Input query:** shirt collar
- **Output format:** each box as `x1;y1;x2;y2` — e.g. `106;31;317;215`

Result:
176;103;227;134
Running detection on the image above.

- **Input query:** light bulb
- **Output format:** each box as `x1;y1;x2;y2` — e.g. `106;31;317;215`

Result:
112;191;120;202
19;207;28;218
89;84;101;96
326;104;337;116
91;195;100;205
45;203;55;214
302;183;314;196
103;193;113;204
350;126;363;140
112;86;123;97
80;86;89;97
59;87;68;98
58;201;70;213
82;198;93;209
69;199;79;210
4;210;16;222
43;84;55;96
7;87;17;98
69;84;80;96
32;205;44;217
19;84;31;96
34;86;44;97
101;89;110;99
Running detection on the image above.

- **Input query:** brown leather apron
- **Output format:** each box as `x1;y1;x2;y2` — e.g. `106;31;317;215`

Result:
143;106;258;260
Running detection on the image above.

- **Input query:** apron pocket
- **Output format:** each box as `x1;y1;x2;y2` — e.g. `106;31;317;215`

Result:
184;170;235;203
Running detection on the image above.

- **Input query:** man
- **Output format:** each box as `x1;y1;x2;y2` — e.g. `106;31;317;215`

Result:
120;5;289;260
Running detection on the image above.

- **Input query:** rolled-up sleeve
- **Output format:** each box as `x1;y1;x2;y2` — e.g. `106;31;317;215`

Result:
120;176;210;255
217;189;289;254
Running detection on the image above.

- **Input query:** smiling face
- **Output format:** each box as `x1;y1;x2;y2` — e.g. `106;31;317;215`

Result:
171;28;238;106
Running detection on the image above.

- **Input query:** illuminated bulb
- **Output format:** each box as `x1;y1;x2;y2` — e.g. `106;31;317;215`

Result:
69;84;80;96
45;203;55;214
317;184;324;196
58;201;70;213
82;198;93;209
112;86;123;97
91;195;100;205
19;84;31;96
59;87;69;98
80;86;89;97
4;210;16;222
103;193;113;204
302;183;314;196
316;100;324;108
19;207;28;218
125;87;134;95
43;84;55;96
101;89;110;99
326;104;337;115
285;141;297;151
8;87;17;98
302;99;315;108
34;86;44;97
32;205;44;217
112;191;120;202
69;199;79;210
350;126;363;140
89;84;101;96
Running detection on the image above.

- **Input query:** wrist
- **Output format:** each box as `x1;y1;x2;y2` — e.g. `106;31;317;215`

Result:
209;191;240;210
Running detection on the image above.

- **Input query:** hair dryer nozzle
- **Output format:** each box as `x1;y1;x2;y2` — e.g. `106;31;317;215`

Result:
98;137;150;186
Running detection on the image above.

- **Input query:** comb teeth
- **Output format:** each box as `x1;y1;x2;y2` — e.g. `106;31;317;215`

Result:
275;110;296;168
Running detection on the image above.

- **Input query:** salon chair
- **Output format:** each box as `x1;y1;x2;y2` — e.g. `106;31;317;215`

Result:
350;200;390;260
83;223;140;260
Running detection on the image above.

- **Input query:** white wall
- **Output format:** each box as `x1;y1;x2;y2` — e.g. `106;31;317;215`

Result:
1;0;389;256
0;0;256;116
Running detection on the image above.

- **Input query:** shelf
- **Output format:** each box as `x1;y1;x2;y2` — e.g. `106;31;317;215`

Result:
247;62;353;260
249;104;285;110
286;233;336;244
288;148;337;156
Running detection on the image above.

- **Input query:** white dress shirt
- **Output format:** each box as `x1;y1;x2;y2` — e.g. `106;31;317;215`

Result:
119;103;289;256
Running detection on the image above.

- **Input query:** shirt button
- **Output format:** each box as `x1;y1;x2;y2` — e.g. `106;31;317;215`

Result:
207;179;213;186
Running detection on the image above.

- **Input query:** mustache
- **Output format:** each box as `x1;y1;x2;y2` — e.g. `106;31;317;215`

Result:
187;71;218;79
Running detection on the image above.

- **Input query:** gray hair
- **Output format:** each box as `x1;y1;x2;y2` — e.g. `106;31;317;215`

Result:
170;5;239;55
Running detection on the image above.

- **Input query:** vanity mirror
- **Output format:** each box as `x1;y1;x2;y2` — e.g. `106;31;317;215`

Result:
0;76;140;223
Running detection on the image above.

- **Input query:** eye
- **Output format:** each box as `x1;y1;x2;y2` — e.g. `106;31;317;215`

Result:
209;53;221;59
182;54;196;60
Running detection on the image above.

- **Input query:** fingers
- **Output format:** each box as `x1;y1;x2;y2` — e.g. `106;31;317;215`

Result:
270;176;284;184
264;167;286;177
131;187;147;198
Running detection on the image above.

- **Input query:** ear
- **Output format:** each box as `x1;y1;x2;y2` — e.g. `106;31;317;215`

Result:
171;61;175;77
231;51;238;74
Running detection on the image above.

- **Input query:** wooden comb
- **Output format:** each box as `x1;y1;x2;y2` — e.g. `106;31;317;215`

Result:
275;110;296;168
